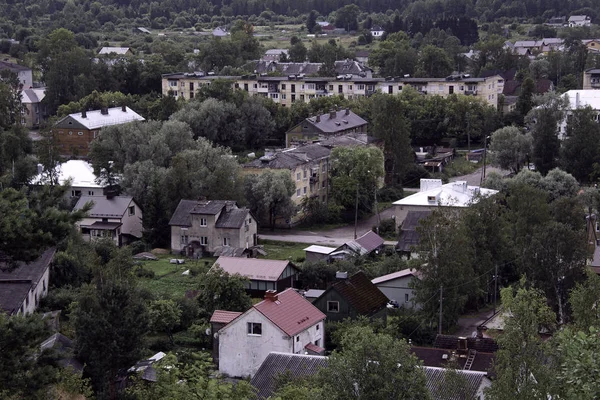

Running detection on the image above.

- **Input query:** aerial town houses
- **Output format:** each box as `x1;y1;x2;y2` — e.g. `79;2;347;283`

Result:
161;72;505;109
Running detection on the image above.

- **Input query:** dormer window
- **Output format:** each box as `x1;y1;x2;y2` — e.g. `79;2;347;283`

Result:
427;196;436;202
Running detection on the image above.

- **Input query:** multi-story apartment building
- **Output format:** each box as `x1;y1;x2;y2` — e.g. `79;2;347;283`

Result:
161;73;505;109
583;68;600;90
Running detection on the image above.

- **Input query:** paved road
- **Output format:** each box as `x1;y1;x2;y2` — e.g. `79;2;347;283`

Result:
259;206;396;246
259;165;507;245
449;166;507;186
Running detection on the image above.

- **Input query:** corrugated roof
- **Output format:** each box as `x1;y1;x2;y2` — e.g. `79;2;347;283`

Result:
210;310;243;324
98;47;130;55
0;282;32;315
74;195;133;218
325;271;388;316
402;211;432;231
21;88;45;104
254;288;326;337
212;257;295;281
251;352;328;399
57;106;144;130
372;268;420;284
396;230;421;253
424;366;488;399
303;245;336;255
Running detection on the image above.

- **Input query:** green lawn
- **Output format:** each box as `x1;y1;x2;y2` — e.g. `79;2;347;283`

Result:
136;256;216;298
258;240;308;262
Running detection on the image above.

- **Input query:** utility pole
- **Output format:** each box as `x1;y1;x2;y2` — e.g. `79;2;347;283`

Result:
374;187;381;235
493;264;498;315
438;285;443;334
354;183;359;239
480;135;489;185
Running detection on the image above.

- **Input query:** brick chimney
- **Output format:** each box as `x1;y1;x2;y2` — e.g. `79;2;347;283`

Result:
329;109;336;119
316;114;321;123
264;290;278;301
345;108;350;115
100;107;109;115
81;109;87;118
121;104;127;112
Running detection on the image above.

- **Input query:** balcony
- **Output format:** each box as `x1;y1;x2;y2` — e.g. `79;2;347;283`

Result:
465;90;478;95
310;174;319;184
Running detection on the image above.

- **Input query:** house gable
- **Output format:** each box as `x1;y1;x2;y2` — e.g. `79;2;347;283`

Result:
54;115;89;130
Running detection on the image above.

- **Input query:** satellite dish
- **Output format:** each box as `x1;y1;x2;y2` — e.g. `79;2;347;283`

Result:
205;328;211;336
213;332;219;339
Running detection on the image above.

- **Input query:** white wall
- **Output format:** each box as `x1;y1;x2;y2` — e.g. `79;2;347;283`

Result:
218;309;293;378
18;267;49;315
375;276;418;309
121;200;143;238
218;308;324;377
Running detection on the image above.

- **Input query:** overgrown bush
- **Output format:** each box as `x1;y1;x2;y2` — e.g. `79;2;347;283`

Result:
134;265;155;278
378;186;403;202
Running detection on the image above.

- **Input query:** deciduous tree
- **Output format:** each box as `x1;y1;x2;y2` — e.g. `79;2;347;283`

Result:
244;170;296;230
488;126;532;173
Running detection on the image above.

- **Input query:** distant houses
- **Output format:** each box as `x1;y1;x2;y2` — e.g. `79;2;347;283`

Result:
285;108;368;147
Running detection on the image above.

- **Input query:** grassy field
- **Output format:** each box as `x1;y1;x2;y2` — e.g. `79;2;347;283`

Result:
259;239;308;262
136;256;216;298
136;241;309;298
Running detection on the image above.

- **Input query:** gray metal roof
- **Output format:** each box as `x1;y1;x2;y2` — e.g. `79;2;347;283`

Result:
74;196;134;218
0;248;55;315
402;211;432;231
251;352;328;399
304;109;368;134
169;200;243;226
0;60;30;72
215;208;251;229
424;367;488;399
244;144;332;170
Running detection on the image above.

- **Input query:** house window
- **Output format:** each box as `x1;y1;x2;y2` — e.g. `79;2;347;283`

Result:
348;85;353;90
322;180;326;188
77;131;83;136
247;322;262;335
405;293;409;302
358;84;365;90
296;172;301;181
303;186;307;194
200;218;207;227
297;189;301;197
223;237;230;246
71;190;81;197
427;196;436;202
327;301;339;312
128;206;135;216
281;84;286;90
322;164;326;172
316;324;319;331
315;339;320;347
248;218;252;224
303;169;307;179
200;236;208;245
88;191;94;196
169;80;177;87
68;131;73;135
282;94;286;100
328;85;333;91
189;92;194;99
181;234;188;244
296;336;300;342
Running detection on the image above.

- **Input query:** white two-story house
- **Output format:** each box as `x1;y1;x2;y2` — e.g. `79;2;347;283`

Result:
215;288;326;378
74;195;142;246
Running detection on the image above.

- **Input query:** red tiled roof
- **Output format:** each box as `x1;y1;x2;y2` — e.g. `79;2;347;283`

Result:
254;288;326;337
210;310;243;325
304;342;325;354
